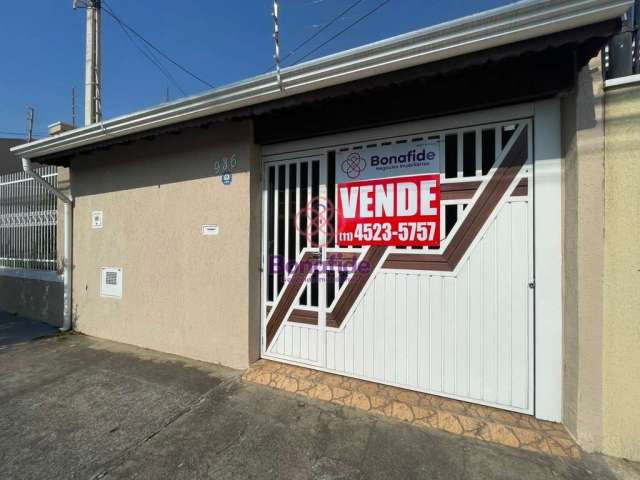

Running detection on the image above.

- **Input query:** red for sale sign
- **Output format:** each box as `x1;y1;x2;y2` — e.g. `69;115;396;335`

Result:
336;174;441;247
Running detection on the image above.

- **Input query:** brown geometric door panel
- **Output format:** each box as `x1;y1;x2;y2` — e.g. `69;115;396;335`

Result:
262;119;533;414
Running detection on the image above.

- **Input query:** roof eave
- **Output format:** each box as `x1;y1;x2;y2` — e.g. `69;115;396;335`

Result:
11;0;632;160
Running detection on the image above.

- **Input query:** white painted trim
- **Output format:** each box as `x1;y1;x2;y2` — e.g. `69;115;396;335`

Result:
260;163;269;354
11;0;631;160
604;73;640;89
526;122;537;420
0;268;62;283
533;98;563;422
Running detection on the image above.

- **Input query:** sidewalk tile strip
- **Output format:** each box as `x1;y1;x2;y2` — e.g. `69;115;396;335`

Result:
242;359;580;459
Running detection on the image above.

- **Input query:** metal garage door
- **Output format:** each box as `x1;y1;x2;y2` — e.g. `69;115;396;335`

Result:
261;117;534;414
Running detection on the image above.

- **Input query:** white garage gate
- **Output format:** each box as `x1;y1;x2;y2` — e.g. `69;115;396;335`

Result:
260;105;552;416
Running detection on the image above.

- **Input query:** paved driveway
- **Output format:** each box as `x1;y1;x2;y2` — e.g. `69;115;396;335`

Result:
0;315;629;480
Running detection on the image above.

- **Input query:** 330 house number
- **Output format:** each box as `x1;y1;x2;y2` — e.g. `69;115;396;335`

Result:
214;154;237;175
352;221;437;242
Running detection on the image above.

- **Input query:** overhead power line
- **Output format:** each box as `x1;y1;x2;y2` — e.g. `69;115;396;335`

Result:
281;0;364;65
102;2;187;96
101;0;214;90
262;0;364;74
289;0;392;66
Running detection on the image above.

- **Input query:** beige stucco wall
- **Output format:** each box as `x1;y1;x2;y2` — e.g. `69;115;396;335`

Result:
602;82;640;461
562;61;640;461
70;120;260;369
561;57;606;452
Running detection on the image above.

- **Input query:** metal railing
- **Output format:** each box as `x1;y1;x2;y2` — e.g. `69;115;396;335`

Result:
0;166;58;271
603;0;639;80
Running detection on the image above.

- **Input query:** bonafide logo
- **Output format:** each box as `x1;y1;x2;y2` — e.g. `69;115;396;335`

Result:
341;152;366;179
336;142;439;184
370;148;436;166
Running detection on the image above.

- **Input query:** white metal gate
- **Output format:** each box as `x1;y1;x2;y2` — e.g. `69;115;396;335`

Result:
261;116;534;414
0;166;58;271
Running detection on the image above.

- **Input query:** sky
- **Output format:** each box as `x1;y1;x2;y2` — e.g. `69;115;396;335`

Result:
0;0;517;140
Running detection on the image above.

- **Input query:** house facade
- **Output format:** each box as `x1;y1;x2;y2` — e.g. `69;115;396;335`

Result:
11;0;640;462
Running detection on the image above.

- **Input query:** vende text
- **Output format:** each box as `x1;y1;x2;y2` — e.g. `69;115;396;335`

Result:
337;174;441;247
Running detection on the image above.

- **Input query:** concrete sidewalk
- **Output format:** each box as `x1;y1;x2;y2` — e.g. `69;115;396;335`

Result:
0;319;633;479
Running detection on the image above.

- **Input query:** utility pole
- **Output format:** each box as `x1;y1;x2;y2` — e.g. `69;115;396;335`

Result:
272;0;283;91
76;0;102;125
26;107;35;142
72;87;77;128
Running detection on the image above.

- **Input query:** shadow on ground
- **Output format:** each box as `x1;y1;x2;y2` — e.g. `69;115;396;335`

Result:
0;311;58;348
0;332;631;480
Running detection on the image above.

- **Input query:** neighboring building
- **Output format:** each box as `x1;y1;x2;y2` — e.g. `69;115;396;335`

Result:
597;2;640;459
0;138;24;175
10;0;640;462
0;137;63;326
599;76;640;464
